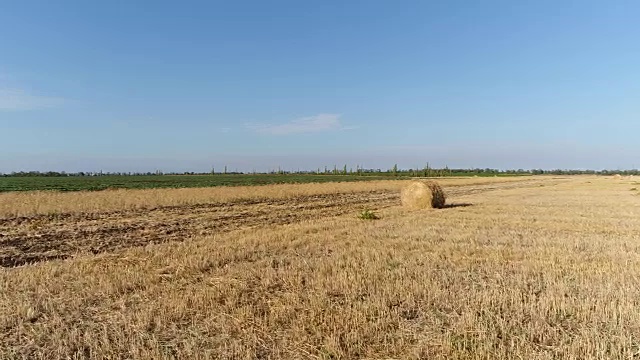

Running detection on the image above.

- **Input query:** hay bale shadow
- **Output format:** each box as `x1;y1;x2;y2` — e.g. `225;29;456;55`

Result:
440;203;473;209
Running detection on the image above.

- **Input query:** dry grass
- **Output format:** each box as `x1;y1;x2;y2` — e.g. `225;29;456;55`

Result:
0;176;529;218
401;180;446;209
3;176;640;359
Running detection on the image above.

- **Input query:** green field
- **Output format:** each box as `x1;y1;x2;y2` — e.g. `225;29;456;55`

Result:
0;174;402;192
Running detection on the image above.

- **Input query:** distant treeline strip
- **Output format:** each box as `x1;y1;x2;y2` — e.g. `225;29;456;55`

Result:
1;166;638;178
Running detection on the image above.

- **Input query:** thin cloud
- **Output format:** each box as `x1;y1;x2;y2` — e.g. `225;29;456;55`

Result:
0;88;65;111
247;114;354;135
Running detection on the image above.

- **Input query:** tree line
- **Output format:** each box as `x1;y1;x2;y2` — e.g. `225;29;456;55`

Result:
2;167;639;177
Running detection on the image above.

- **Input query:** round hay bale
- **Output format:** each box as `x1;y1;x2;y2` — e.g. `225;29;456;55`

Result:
401;180;446;209
613;174;622;180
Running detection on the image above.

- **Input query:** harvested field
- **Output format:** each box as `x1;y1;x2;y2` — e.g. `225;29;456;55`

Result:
3;175;640;359
0;176;533;218
0;178;560;267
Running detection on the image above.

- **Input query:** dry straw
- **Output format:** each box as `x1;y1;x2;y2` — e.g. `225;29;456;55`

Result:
613;174;622;180
401;180;446;209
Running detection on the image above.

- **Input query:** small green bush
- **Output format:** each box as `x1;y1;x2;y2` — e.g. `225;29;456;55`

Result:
358;209;379;220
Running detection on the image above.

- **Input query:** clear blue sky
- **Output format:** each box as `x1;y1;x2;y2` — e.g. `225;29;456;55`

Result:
1;0;639;173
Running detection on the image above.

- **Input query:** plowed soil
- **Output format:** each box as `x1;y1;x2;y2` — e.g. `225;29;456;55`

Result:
0;179;561;267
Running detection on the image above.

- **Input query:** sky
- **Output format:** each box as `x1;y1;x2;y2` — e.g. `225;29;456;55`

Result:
1;0;639;173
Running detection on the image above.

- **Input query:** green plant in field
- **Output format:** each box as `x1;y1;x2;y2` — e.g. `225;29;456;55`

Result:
358;209;379;220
